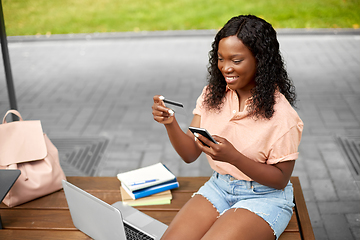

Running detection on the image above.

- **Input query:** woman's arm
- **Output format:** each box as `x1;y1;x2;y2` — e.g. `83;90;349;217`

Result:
152;95;202;163
194;134;295;189
164;116;203;163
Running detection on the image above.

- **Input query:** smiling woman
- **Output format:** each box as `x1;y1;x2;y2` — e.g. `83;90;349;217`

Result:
151;15;304;240
3;0;360;36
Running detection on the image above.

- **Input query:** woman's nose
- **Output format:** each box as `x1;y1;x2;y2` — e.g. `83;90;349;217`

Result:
222;63;233;73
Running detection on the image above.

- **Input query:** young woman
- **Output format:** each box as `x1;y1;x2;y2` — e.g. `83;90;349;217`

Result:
152;15;303;240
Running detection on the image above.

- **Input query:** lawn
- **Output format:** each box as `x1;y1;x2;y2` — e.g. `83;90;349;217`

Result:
3;0;360;36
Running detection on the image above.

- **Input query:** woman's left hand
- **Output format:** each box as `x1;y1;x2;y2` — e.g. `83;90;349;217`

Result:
194;134;239;164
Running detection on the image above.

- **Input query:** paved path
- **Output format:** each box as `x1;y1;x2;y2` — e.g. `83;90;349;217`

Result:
1;30;360;239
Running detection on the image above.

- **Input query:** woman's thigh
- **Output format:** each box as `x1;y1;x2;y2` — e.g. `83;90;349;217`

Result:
160;194;219;240
202;208;275;240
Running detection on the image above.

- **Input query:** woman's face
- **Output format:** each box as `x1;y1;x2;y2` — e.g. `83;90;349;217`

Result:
217;35;256;94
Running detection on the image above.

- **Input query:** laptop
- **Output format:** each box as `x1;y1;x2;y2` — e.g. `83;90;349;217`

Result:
62;180;168;240
0;169;21;229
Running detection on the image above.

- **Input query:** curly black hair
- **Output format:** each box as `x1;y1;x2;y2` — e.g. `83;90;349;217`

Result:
204;15;296;119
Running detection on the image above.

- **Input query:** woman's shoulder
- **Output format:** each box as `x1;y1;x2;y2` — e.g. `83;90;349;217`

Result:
273;92;303;126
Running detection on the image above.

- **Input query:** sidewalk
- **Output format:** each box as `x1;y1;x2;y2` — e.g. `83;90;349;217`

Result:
1;30;360;239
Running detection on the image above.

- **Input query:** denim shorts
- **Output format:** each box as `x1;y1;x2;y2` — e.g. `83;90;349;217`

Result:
192;171;295;239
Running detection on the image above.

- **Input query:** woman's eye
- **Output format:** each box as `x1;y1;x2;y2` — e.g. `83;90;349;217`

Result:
233;60;242;64
218;58;224;62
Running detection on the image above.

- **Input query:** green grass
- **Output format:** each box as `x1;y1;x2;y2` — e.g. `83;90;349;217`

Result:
4;0;360;36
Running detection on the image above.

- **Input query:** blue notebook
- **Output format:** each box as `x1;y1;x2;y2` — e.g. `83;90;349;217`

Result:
121;179;179;199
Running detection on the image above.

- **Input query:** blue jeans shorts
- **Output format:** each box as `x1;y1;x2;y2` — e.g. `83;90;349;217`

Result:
192;172;295;239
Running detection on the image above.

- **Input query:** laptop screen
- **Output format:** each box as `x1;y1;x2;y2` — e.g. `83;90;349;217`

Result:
0;169;21;202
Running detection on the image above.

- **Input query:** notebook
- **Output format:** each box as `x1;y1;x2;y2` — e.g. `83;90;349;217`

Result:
120;186;172;206
0;169;21;229
117;163;176;192
62;180;167;240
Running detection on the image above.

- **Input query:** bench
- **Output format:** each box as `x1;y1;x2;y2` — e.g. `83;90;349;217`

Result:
0;176;314;239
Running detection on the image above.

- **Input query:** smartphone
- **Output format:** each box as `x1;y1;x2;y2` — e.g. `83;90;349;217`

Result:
189;127;218;147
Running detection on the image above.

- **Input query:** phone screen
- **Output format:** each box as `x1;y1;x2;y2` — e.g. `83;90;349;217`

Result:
189;127;217;147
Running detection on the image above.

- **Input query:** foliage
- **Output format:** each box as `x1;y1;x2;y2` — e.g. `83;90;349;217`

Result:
3;0;360;36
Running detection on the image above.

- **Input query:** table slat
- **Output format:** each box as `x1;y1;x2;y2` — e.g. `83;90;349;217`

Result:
0;230;90;240
0;228;301;240
0;208;299;232
0;209;75;230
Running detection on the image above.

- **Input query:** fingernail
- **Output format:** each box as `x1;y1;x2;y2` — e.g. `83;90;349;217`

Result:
159;96;165;100
168;109;174;116
194;133;199;138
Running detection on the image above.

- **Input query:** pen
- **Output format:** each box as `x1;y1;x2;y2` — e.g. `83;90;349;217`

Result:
129;179;159;186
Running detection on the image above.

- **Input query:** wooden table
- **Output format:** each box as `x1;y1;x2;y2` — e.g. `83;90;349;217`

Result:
0;176;314;240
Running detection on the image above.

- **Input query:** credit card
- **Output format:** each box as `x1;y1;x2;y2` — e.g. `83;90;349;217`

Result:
160;96;186;116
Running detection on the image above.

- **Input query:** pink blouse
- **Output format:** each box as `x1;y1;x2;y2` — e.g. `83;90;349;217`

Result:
193;86;304;181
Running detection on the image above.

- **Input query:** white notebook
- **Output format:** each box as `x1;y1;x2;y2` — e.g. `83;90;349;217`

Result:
117;163;176;191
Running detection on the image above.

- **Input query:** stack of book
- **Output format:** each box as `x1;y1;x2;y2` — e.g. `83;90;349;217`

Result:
117;163;179;206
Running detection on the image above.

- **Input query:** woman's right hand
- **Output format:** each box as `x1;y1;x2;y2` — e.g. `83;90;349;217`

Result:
152;95;175;125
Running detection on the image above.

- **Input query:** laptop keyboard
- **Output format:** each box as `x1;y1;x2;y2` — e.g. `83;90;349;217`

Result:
124;222;155;240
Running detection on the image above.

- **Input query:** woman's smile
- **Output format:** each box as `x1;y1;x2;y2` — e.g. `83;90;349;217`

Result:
218;36;257;93
225;75;239;84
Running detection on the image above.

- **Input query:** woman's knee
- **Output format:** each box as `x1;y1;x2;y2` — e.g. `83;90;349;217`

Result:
161;195;218;240
201;208;275;240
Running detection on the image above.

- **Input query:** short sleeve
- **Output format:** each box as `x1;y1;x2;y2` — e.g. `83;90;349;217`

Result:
192;86;207;116
267;121;304;165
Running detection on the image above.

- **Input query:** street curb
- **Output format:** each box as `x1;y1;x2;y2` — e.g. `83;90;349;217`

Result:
7;30;218;43
7;28;360;43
